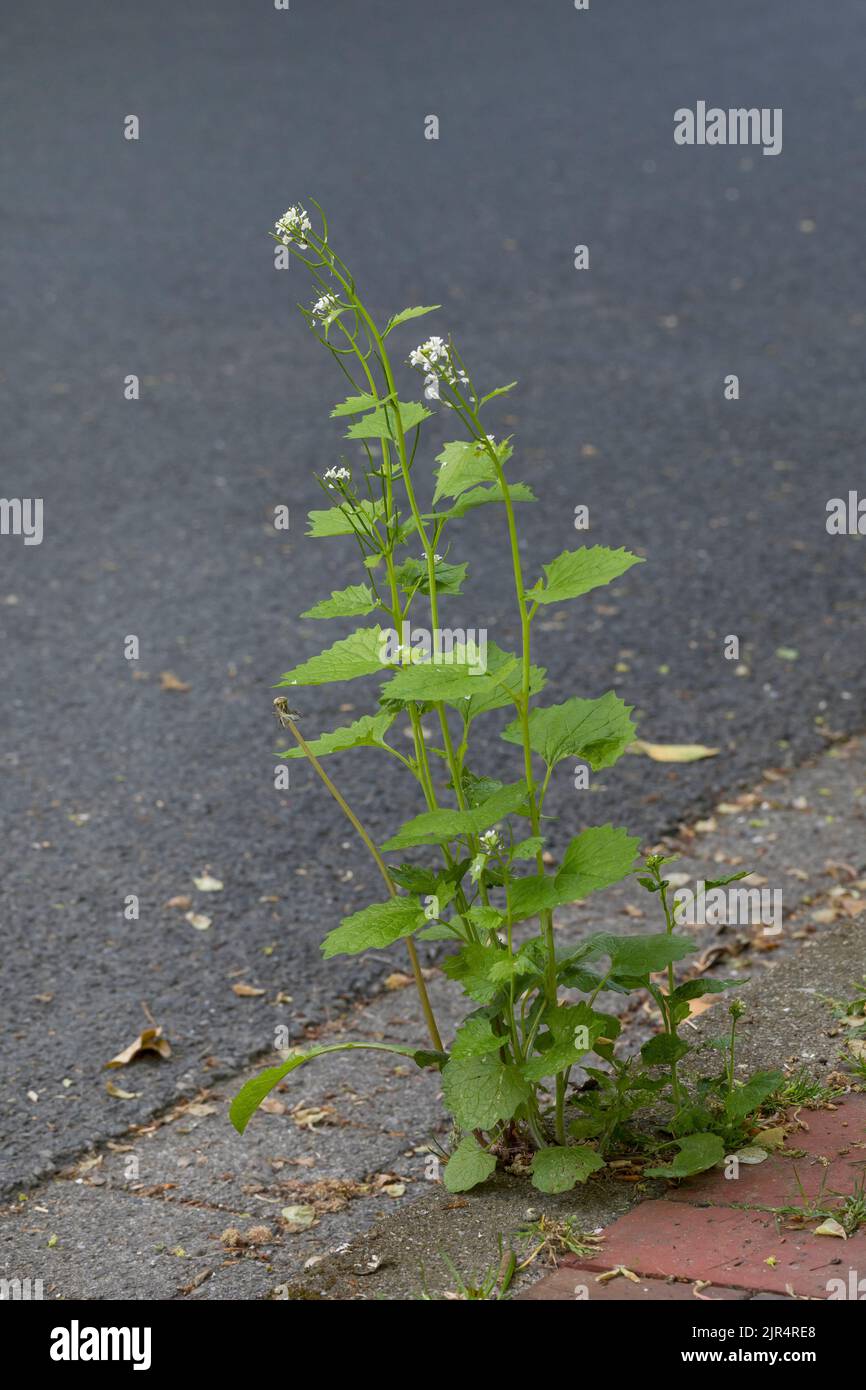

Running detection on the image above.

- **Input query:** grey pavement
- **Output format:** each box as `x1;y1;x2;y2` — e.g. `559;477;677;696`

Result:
3;0;866;1204
2;740;864;1299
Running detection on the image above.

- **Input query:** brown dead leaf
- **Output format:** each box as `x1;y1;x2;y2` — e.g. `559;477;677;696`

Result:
160;671;191;693
260;1097;288;1116
164;894;192;911
232;982;266;998
290;1103;337;1130
384;972;413;991
688;997;716;1018
105;1026;171;1068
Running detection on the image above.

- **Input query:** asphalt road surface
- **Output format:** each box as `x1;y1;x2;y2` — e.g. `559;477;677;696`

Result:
3;0;866;1189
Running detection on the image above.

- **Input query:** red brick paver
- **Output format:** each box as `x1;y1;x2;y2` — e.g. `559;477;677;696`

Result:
519;1268;751;1300
519;1095;866;1300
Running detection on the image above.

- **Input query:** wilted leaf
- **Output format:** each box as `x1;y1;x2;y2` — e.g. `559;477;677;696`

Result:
105;1027;171;1068
185;911;212;931
105;1081;141;1100
814;1218;846;1239
232;982;266;997
628;741;719;762
164;895;192;910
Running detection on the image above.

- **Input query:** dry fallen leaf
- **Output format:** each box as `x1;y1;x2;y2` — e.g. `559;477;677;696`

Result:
384;972;413;991
193;874;224;893
281;1205;318;1231
734;1146;768;1165
160;671;191;693
105;1080;141;1100
232;982;266;998
755;1127;788;1150
164;895;192;911
688;997;716;1019
185;911;212;931
628;740;720;762
105;1027;171;1068
290;1103;336;1130
260;1097;288;1116
814;1218;847;1239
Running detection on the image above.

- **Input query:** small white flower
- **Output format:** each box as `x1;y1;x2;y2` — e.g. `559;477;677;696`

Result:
479;827;502;852
275;205;312;248
433;553;443;563
311;292;339;324
323;466;351;489
409;336;470;402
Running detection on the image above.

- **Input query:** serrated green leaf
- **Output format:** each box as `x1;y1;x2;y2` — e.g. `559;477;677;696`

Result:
432;438;512;505
300;584;378;620
502;691;636;770
509;825;640;922
435;480;535;520
344;400;432;440
443;1135;497;1192
382;781;529;852
644;1133;725;1179
450;1013;506;1059
306;500;387;538
459;641;547;721
530;1145;605;1193
230;1042;443;1134
521;1003;618;1082
598;931;695;978
442;941;509;1004
725;1070;784;1122
383;305;441;335
321;895;426;959
276;627;386;687
441;1054;530;1130
669;978;743;1005
394;557;468;597
330;393;381;417
528;546;644;605
280;712;395;759
640;1033;690;1066
381;641;516;705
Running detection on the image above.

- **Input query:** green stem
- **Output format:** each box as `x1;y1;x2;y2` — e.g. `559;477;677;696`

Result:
283;717;443;1054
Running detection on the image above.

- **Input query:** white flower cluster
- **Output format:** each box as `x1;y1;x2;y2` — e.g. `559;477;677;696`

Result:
479;827;502;853
408;336;469;401
311;292;339;324
323;466;351;489
274;206;312;248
